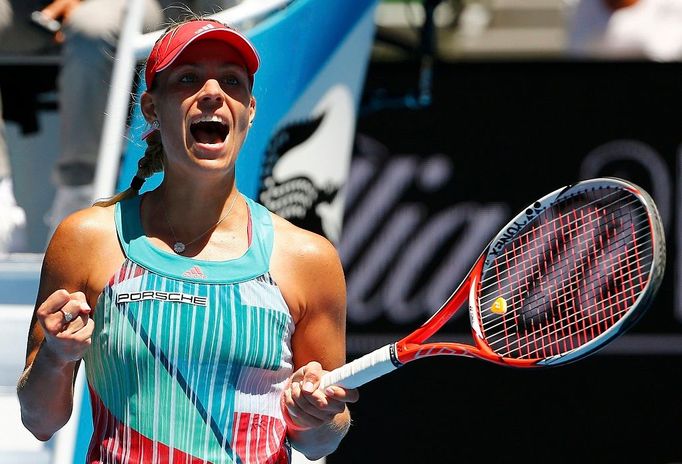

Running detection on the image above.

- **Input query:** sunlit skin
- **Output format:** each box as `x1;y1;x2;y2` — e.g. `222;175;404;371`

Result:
17;32;357;461
142;40;256;181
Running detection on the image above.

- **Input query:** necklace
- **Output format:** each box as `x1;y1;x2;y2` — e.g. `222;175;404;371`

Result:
163;193;240;254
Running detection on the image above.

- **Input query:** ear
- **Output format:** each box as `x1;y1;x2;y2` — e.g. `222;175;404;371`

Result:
248;96;256;126
140;92;157;123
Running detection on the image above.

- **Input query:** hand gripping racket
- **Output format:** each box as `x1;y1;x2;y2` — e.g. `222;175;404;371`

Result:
321;177;666;389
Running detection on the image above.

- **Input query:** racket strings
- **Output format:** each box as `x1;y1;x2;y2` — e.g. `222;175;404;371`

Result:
483;194;642;273
480;241;652;331
478;227;652;308
508;241;646;357
480;207;647;291
483;247;651;358
481;204;646;326
476;187;653;360
487;188;629;263
485;263;650;354
483;188;625;267
485;189;643;302
479;209;649;314
503;275;648;360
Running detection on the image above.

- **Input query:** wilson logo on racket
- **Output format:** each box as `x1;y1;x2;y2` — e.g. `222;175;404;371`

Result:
318;178;666;391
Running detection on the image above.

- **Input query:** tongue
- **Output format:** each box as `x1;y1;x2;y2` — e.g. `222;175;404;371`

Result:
194;128;223;144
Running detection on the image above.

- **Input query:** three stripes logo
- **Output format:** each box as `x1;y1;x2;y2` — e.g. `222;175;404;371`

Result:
183;266;207;279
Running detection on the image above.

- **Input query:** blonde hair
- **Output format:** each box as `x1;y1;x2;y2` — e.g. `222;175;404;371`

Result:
93;129;165;207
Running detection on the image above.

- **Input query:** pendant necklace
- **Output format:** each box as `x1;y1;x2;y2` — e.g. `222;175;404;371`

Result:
163;193;240;254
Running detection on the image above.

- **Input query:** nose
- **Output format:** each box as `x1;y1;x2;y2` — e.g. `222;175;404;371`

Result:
198;79;224;105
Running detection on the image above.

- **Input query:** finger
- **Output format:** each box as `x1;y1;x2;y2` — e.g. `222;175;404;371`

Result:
288;383;327;426
300;361;323;393
282;382;294;407
42;302;79;335
37;289;70;317
59;300;90;329
63;313;89;334
292;382;333;422
40;0;72;18
286;406;324;430
40;5;60;19
71;326;94;344
289;366;305;383
300;390;346;416
282;384;310;425
69;292;90;309
324;386;360;404
55;320;93;345
72;317;95;340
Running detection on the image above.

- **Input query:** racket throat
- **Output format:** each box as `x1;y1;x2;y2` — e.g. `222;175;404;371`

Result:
389;343;404;368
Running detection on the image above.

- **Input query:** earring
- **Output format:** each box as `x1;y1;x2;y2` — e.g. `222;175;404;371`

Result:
141;119;160;140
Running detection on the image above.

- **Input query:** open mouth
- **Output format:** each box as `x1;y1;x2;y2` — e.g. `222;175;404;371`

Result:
190;116;228;145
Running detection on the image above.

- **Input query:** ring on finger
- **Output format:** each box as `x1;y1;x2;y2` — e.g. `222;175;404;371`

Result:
61;309;74;323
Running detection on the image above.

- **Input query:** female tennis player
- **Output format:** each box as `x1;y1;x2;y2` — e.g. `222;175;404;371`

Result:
17;18;357;463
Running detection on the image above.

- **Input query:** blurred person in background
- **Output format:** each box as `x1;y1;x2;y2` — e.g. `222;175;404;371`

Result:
565;0;682;61
0;0;28;253
36;0;166;237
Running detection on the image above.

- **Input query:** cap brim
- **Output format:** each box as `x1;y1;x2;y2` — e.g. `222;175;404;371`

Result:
154;27;260;77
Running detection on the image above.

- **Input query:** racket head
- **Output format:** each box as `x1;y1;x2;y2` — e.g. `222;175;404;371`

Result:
469;177;665;367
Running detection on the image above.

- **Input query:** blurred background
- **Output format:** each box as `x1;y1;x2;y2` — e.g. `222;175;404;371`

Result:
1;0;681;462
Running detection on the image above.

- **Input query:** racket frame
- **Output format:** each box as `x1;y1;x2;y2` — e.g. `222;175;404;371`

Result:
319;177;665;389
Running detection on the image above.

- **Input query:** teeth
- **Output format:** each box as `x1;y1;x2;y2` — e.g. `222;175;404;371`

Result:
192;115;226;125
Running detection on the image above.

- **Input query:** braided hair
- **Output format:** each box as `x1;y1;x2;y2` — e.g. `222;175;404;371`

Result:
93;126;165;207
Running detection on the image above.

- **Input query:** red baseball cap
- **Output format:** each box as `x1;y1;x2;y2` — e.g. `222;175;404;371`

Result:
144;19;260;90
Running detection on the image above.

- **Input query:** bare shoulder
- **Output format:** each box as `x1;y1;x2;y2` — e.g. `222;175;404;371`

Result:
49;205;117;253
269;213;346;325
269;213;341;268
43;205;121;305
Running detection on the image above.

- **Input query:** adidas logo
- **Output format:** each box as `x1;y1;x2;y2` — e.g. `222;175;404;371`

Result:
183;266;207;279
195;23;215;34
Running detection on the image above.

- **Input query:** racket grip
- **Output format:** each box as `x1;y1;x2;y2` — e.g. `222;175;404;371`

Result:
319;344;398;390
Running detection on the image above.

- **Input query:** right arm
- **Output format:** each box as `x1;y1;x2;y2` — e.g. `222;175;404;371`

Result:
17;210;98;441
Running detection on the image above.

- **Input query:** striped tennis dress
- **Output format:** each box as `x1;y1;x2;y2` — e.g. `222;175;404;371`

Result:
83;194;294;463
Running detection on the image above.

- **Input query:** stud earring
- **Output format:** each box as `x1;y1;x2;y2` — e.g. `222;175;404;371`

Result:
141;119;160;140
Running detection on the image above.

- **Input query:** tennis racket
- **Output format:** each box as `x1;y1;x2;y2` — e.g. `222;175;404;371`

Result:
320;177;666;389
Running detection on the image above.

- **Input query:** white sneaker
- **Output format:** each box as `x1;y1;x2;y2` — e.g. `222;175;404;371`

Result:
44;184;94;239
0;177;27;254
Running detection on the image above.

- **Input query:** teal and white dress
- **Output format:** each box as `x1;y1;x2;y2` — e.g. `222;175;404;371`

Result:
83;194;294;463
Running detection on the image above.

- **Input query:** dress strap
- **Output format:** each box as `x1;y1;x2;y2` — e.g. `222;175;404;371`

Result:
114;194;274;284
114;195;144;259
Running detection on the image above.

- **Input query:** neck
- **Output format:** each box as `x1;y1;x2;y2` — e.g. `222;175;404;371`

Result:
151;172;244;246
165;172;236;210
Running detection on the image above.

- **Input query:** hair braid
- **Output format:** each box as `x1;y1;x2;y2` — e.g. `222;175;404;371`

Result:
93;128;165;207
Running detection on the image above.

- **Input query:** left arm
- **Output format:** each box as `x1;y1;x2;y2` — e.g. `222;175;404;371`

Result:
271;219;358;460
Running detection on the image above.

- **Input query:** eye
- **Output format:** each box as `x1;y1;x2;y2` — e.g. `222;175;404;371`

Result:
179;73;199;84
221;75;240;86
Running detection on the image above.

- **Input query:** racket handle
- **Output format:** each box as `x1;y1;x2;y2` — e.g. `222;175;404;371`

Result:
319;344;399;389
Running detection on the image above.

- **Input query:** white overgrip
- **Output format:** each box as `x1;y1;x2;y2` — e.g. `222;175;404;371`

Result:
319;344;398;389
